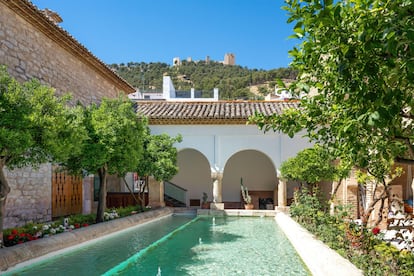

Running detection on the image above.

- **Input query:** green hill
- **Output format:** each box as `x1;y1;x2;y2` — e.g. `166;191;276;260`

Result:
109;61;297;100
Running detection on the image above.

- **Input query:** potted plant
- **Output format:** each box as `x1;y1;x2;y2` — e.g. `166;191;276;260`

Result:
201;192;210;209
240;178;254;209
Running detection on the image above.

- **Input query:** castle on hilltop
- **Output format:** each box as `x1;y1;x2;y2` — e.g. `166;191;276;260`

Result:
173;53;235;66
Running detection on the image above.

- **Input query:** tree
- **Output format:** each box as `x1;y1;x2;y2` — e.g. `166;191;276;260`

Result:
133;128;182;204
280;145;337;188
250;0;414;225
0;66;86;246
65;97;146;223
109;61;297;100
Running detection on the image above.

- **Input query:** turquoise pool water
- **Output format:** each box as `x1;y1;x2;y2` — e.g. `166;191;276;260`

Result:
5;215;310;276
4;214;194;276
107;216;310;275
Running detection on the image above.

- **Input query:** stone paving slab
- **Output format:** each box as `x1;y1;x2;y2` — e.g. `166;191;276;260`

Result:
0;207;174;272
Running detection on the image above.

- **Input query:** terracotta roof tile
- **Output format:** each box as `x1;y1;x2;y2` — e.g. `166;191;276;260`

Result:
135;100;299;125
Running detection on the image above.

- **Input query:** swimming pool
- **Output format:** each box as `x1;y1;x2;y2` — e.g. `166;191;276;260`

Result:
3;214;194;276
5;215;310;275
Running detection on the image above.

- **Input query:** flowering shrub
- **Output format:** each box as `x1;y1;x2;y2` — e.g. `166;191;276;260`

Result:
372;227;381;235
4;228;40;247
3;205;144;248
104;210;119;220
290;189;414;275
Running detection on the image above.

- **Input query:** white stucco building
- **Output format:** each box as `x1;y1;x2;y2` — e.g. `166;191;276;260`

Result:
136;100;311;209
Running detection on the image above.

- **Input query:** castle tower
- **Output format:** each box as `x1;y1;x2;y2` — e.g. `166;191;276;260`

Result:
173;57;181;66
223;53;235;65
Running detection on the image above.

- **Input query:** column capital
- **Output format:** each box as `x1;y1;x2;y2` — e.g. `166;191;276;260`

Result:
211;171;223;181
210;165;223;180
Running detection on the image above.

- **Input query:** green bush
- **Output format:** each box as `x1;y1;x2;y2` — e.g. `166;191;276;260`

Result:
290;188;414;275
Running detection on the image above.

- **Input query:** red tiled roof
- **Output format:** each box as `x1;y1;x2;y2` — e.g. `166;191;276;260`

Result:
135;100;299;125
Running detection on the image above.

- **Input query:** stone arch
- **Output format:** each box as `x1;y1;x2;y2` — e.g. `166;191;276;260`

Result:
170;148;212;206
222;149;278;207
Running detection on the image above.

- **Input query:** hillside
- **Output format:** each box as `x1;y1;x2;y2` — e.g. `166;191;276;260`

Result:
109;61;297;100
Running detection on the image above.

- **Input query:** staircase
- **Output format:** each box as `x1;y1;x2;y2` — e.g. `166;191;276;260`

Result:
164;181;187;207
164;194;186;207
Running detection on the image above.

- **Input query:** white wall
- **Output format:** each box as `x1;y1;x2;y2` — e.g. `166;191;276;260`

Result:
149;124;310;172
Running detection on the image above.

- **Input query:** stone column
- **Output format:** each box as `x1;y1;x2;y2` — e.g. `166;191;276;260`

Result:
82;175;94;215
277;178;287;208
210;170;224;210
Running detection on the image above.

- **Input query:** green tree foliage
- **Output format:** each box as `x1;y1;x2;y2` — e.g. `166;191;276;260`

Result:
0;66;86;246
109;61;297;100
132;128;182;205
250;0;414;225
251;0;414;178
136;129;182;182
65;97;147;223
280;145;338;187
291;188;414;275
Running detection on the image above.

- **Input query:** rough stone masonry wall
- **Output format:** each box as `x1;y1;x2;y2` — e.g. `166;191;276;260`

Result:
4;164;52;228
0;2;122;105
0;2;130;228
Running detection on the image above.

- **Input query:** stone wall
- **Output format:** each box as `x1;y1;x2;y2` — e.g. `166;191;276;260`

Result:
0;1;130;106
331;169;360;219
4;164;52;228
0;1;135;228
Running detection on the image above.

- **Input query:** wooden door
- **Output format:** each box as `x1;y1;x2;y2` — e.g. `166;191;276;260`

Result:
52;170;82;218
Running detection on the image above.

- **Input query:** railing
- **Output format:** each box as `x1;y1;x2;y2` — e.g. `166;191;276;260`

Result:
107;192;148;208
175;90;214;98
164;181;187;204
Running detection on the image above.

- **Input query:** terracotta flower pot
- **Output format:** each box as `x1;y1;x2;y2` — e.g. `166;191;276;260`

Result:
244;203;254;210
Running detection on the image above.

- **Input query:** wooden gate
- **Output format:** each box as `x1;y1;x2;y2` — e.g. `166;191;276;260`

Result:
52;170;82;218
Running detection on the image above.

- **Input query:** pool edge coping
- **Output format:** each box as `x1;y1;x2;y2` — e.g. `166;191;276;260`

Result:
275;212;363;276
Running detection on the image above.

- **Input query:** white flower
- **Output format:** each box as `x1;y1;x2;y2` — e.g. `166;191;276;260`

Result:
50;228;56;234
42;225;49;231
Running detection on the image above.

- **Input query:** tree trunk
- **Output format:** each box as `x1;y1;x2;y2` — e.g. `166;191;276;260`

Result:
360;181;389;227
329;179;343;215
0;159;11;248
96;165;108;223
137;175;148;207
122;177;141;206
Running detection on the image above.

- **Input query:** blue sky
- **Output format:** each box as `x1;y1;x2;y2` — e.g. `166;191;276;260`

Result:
32;0;298;70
